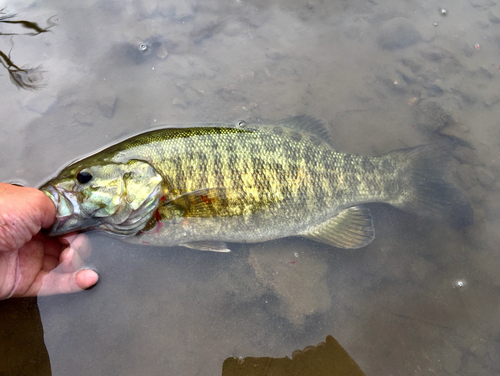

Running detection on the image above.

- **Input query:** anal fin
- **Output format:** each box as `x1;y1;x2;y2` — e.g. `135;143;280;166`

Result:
300;206;375;249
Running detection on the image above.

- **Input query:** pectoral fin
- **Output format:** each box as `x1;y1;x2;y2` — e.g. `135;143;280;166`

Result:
165;187;258;218
180;241;231;252
301;206;375;249
166;188;228;216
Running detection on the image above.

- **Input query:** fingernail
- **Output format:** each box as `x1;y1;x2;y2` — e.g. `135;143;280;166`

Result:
83;268;99;290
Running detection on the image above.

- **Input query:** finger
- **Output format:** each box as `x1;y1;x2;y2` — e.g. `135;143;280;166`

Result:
36;235;65;268
35;269;99;296
41;233;91;263
59;245;85;273
60;233;92;259
75;269;99;290
60;233;93;272
58;232;79;245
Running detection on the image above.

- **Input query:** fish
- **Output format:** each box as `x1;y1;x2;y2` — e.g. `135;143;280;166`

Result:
39;116;473;252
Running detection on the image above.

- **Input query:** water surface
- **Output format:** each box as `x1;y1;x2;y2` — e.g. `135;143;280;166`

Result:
1;0;499;375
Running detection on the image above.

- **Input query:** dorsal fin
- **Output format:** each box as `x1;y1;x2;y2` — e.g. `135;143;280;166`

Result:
277;115;333;146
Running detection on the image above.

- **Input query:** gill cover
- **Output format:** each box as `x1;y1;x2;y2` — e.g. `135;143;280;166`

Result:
41;160;164;237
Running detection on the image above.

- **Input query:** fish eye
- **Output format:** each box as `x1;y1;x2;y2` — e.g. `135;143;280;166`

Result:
76;170;93;184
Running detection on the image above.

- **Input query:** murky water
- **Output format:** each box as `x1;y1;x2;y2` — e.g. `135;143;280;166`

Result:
1;0;499;375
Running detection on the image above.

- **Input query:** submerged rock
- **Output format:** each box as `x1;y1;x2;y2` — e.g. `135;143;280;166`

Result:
415;100;452;132
476;166;495;188
438;123;474;148
377;18;421;51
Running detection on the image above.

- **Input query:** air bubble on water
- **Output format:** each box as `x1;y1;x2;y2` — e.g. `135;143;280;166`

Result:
453;278;467;290
138;43;149;52
237;356;244;364
236;120;246;128
294;252;299;258
182;232;187;237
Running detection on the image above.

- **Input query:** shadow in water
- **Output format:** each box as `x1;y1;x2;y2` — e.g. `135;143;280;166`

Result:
0;298;51;375
0;295;365;376
223;335;365;376
0;7;56;90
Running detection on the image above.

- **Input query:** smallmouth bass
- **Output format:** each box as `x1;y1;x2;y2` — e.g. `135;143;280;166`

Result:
40;116;473;252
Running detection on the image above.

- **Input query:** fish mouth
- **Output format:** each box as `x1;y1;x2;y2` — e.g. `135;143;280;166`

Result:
41;185;93;236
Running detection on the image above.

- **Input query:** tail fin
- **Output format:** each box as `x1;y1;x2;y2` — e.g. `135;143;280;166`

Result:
388;142;473;227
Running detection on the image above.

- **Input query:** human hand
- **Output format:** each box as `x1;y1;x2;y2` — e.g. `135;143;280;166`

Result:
0;183;98;299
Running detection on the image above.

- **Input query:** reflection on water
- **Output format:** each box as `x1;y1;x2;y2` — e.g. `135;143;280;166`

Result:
1;0;499;375
222;335;365;376
0;7;55;90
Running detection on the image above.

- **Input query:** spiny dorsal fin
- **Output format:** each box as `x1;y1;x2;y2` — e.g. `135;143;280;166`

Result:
300;206;375;249
277;115;333;146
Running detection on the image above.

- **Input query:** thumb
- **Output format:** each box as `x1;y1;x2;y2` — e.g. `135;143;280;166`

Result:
36;268;99;296
32;188;57;229
0;184;56;230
